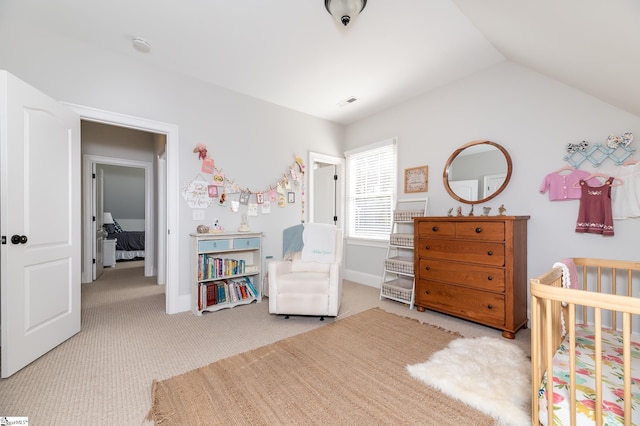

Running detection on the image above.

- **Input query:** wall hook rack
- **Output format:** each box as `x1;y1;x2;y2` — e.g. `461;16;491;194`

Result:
564;144;635;168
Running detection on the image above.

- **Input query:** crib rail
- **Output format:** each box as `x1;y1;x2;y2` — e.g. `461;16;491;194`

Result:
531;258;640;426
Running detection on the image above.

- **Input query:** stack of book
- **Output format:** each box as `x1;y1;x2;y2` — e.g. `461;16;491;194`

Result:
197;255;246;280
197;276;259;310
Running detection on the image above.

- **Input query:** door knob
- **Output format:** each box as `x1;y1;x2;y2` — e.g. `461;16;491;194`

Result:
11;234;27;244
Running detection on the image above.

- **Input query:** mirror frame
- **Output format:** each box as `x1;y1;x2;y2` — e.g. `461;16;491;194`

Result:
442;140;512;204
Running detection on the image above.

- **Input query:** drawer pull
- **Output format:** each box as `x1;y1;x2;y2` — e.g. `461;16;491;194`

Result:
425;266;431;271
425;245;430;250
424;290;430;295
475;227;482;233
487;304;493;309
487;275;493;281
487;250;493;256
432;226;439;232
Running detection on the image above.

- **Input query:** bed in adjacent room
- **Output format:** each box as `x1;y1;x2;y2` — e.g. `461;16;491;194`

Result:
106;217;146;261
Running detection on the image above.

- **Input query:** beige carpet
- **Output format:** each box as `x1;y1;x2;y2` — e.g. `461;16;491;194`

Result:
0;262;529;425
148;308;495;425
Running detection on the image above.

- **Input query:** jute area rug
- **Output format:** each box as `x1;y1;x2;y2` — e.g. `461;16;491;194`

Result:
148;308;495;425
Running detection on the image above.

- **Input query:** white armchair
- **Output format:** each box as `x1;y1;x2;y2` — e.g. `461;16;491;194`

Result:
268;224;343;319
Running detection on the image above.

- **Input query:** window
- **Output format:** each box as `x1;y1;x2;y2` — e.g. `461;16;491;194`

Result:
345;138;397;240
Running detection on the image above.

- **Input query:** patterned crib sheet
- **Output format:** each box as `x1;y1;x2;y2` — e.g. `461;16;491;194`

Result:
539;324;640;425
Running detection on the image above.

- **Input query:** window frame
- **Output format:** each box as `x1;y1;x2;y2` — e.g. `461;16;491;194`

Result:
344;138;397;242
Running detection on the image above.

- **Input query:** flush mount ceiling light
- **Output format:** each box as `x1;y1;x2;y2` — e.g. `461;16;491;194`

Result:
132;37;151;53
325;0;367;26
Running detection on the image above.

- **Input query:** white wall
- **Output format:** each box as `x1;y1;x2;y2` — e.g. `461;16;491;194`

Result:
0;21;344;304
344;61;640;284
4;18;638;307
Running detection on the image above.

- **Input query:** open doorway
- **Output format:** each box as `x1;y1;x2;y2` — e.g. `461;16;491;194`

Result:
68;103;183;314
308;152;344;228
86;156;154;280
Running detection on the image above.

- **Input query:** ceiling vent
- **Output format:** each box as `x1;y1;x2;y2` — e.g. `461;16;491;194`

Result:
338;96;359;107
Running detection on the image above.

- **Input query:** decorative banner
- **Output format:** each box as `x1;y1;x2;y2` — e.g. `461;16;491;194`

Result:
239;190;250;205
202;157;214;174
188;151;305;221
182;178;212;208
212;171;225;186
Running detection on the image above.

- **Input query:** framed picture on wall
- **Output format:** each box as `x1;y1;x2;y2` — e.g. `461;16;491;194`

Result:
404;166;428;193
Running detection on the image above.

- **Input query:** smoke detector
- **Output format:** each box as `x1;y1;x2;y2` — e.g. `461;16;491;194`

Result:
132;37;151;53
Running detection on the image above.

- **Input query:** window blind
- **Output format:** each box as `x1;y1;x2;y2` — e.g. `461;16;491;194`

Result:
346;139;397;240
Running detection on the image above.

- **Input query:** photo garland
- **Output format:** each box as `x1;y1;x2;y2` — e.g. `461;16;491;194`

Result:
186;146;306;222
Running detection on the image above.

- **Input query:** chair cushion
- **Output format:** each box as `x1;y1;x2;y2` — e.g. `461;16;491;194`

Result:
290;251;331;273
277;271;330;293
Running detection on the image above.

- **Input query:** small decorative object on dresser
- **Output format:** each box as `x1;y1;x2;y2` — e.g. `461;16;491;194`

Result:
414;215;529;339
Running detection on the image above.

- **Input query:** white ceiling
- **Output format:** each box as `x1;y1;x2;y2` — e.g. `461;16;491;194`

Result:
3;0;639;124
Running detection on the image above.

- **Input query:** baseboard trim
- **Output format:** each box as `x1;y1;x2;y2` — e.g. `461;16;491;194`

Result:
343;269;380;288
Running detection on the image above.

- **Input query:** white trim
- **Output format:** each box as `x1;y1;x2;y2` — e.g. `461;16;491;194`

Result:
343;269;381;288
343;137;397;157
83;155;153;278
65;103;182;314
308;151;345;228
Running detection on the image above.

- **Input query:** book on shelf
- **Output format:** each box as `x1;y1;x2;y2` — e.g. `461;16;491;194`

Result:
198;276;259;311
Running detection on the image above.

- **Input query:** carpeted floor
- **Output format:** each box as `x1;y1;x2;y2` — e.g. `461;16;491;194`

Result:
149;308;495;425
0;261;530;425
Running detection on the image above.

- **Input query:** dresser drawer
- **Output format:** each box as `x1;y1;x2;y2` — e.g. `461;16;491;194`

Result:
416;239;505;266
415;281;505;327
233;237;260;249
417;258;505;292
416;221;456;238
455;222;505;241
198;239;230;252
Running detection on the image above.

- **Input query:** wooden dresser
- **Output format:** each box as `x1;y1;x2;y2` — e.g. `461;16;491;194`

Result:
414;216;529;339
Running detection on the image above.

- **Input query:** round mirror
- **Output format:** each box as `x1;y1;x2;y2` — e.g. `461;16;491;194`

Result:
442;140;512;204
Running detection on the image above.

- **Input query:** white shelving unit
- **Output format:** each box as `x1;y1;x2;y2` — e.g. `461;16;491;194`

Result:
190;232;262;315
380;198;428;309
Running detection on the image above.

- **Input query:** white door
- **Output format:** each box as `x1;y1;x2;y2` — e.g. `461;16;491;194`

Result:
449;179;479;201
483;173;507;199
0;71;81;378
313;163;336;225
93;164;105;280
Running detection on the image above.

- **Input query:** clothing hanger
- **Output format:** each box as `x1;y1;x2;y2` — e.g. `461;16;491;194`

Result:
622;158;638;166
572;173;623;188
555;165;576;173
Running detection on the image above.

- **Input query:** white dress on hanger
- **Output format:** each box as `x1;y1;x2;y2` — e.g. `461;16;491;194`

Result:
612;162;640;219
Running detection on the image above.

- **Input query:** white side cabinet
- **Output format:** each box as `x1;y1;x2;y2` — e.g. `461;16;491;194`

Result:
190;232;262;316
103;238;117;267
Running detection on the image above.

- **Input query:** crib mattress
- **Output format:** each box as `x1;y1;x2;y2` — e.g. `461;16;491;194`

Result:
539;324;640;425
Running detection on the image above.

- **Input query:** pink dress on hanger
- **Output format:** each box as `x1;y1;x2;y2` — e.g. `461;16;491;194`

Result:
575;177;615;236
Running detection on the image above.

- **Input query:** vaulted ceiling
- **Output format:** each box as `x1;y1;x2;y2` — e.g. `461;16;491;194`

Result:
2;0;639;124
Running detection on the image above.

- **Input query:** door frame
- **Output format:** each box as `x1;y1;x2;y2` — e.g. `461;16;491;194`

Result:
83;155;153;279
67;103;182;314
308;152;344;228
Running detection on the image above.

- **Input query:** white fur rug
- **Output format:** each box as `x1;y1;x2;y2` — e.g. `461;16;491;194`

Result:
407;336;531;426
